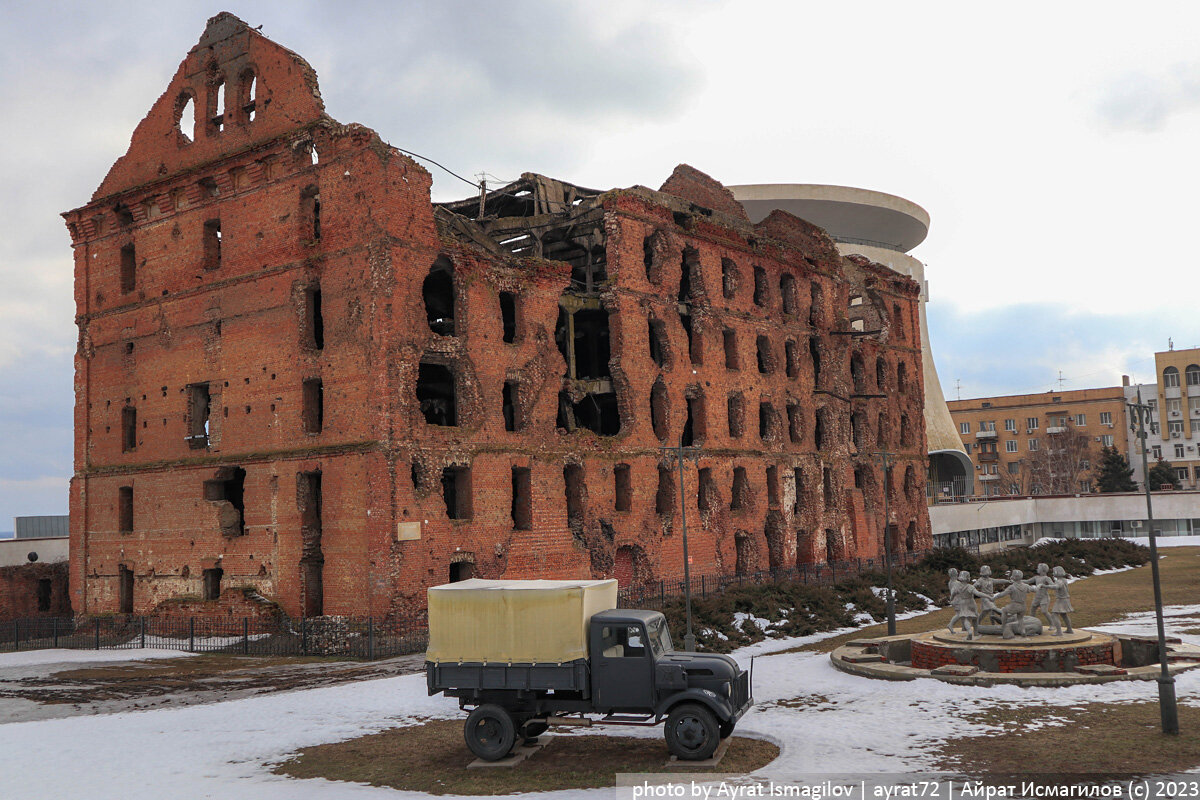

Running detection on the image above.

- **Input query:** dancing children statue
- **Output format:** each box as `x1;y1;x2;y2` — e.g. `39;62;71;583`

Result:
1029;563;1054;627
949;570;994;641
973;565;1008;624
1049;566;1075;636
946;568;962;633
992;569;1042;638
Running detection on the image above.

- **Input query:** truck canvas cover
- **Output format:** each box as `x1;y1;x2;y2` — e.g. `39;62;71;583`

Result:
426;578;618;664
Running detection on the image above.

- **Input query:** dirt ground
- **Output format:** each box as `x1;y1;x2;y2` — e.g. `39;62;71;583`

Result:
0;651;426;723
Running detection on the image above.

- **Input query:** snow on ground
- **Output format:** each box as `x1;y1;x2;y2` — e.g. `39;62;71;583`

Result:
1126;534;1200;548
1090;603;1200;646
3;574;1199;798
0;647;195;669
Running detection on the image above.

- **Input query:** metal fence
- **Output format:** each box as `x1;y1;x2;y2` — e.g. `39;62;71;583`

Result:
617;548;933;609
0;613;428;660
2;550;937;658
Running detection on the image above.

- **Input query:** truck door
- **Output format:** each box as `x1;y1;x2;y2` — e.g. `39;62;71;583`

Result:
594;622;655;711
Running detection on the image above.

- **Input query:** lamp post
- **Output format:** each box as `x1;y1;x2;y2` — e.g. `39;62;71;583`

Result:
661;442;701;652
1127;387;1180;735
873;449;897;636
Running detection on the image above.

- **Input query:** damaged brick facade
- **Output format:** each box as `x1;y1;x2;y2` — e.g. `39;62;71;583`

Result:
64;14;931;620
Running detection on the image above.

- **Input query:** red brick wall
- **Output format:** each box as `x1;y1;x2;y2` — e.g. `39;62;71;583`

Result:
911;638;1117;672
0;562;71;621
64;13;931;622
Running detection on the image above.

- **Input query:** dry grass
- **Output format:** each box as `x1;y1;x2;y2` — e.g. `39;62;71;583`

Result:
933;701;1200;775
780;547;1200;655
273;719;779;795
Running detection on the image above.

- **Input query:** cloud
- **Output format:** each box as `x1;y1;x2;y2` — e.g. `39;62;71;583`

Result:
927;302;1176;400
1093;63;1200;131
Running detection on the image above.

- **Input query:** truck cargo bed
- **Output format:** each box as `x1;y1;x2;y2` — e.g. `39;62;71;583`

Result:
427;659;589;695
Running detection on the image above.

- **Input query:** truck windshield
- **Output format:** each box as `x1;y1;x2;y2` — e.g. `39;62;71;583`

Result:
648;616;673;656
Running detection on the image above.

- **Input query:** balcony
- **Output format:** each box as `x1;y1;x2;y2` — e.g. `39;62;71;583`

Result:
975;430;997;440
1046;426;1067;434
978;452;999;463
979;473;1000;481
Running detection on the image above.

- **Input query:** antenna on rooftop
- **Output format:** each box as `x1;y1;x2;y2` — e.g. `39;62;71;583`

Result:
476;173;487;218
1057;370;1066;391
955;379;961;401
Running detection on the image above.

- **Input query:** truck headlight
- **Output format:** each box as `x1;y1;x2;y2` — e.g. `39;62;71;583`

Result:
722;681;732;698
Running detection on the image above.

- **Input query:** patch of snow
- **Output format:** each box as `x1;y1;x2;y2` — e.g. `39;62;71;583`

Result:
732;611;771;633
0;648;195;669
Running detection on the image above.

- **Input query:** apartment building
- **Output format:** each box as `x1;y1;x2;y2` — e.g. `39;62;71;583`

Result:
947;387;1128;497
1124;345;1200;489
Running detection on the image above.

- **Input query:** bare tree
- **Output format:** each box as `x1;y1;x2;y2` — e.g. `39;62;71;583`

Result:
1015;418;1095;495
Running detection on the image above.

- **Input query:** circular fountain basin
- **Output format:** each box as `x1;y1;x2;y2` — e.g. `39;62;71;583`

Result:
830;630;1200;686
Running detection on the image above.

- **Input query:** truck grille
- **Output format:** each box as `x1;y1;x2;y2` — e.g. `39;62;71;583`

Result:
734;670;750;709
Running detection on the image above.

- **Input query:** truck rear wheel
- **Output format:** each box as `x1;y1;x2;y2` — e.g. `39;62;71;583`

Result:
665;703;720;761
464;704;517;761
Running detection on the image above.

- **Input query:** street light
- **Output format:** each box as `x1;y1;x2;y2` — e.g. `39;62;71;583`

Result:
1127;386;1180;735
660;441;701;652
873;450;897;636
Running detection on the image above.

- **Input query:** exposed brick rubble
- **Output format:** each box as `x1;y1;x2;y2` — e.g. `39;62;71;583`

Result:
63;13;931;620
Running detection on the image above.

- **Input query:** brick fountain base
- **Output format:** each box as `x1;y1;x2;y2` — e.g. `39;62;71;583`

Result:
831;629;1200;685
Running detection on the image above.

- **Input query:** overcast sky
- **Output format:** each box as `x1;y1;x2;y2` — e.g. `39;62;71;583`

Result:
1;0;1198;524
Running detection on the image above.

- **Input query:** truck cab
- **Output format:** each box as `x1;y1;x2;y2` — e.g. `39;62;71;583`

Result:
589;609;751;728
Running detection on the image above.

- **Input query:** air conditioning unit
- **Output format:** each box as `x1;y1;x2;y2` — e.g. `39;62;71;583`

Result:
1105;422;1114;427
1172;432;1181;439
1171;410;1181;417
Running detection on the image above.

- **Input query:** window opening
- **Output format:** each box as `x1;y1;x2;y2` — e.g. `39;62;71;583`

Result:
204;466;246;537
753;266;768;307
785;340;799;378
304;286;324;350
176;93;195;143
727;393;745;438
564;464;585;525
423;258;455;335
648;318;669;368
120;243;136;294
187;383;210;448
810;337;821;386
118;565;134;614
301;186;321;241
756;335;773;374
809;282;824;327
656;462;675;515
302;378;323;433
121;406;137;452
793;468;804;513
441;466;472;520
500;292;517;343
767;465;779;507
651;379;669;441
511;466;532;530
202;219;222;270
203;568;223;601
417;361;457;426
787;402;802;444
731;466;749;510
698;467;714;511
297;470;323;616
502;380;519;431
118;486;133;534
614;464;632;512
780;273;797;315
721;257;737;299
723;328;738;370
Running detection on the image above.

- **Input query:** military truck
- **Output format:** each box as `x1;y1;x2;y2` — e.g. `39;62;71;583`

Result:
425;578;753;761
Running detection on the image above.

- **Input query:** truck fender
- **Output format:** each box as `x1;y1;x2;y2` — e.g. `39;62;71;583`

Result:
654;689;735;723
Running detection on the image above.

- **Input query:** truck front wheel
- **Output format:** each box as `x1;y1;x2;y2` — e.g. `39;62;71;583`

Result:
464;704;517;761
665;703;720;761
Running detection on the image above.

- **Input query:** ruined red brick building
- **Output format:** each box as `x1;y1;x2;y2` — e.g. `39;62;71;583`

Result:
63;14;931;619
